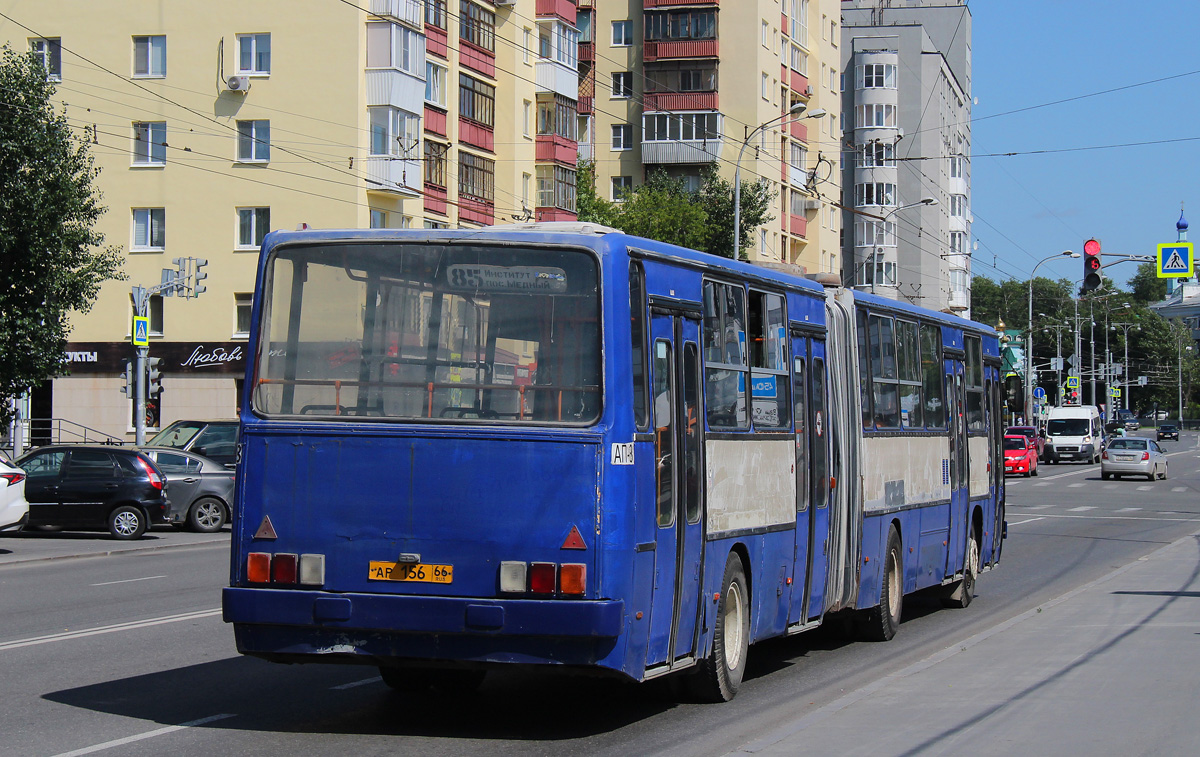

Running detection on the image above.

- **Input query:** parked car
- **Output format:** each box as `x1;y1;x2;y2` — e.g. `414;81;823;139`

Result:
1005;425;1045;460
147;419;239;467
1139;409;1169;421
15;445;168;539
1100;437;1168;481
1157;424;1180;441
0;454;29;532
1003;435;1039;477
138;447;235;533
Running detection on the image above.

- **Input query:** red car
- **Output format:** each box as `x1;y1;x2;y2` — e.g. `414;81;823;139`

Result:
1004;435;1039;477
1005;425;1045;461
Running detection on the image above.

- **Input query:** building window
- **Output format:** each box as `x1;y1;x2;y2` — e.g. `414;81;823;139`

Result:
949;155;965;179
236;120;270;162
458;151;494;203
367;22;423;75
612;20;632;46
855;220;895;247
523;99;532;136
133;208;166;250
29;38;61;79
856;103;897;128
522;172;531;205
950;194;967;218
425;0;447;30
370;209;387;229
858;141;895;167
790;142;807;171
425;61;447;107
578;11;593;43
612;71;633;98
791;0;809;42
644;10;717;41
459;74;496;127
234;293;253;338
761;20;770;48
370;107;420;156
612;176;632;201
424;220;449;229
148;294;164;337
424;140;448;186
538;94;578;140
536;165;576;212
133;122;166;165
644;62;717;93
523;27;532;63
611;124;633;150
237;33;270;74
238;207;270;249
459;1;496;53
857;63;897;89
642;112;720;141
133;36;166;77
790;44;807;75
829;67;837;92
854;182;896;207
537;20;579;67
949;231;966;255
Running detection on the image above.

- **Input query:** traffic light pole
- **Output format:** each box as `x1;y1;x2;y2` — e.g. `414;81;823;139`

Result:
135;346;148;445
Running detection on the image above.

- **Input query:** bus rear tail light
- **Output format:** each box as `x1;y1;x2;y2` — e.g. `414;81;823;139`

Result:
499;561;527;593
529;562;557;594
559;563;586;595
272;553;298;584
248;552;272;583
299;554;325;586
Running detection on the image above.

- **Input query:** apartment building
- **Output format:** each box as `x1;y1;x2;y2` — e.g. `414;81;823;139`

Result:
840;0;972;314
2;1;580;439
577;0;843;273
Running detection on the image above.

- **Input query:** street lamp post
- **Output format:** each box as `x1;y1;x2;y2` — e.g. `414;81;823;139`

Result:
867;197;937;294
1026;251;1078;421
733;102;825;258
1111;320;1139;411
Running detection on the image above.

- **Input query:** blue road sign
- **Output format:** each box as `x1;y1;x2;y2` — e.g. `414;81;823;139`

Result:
1033;387;1046;400
1157;242;1194;278
133;316;149;347
1065;376;1079;389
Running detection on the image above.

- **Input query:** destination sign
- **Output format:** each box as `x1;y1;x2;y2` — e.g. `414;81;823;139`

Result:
446;265;568;292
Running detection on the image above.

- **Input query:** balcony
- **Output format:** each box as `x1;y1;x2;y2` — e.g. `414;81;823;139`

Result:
536;0;577;24
426;25;448;58
789;164;806;188
790;69;809;96
424;183;448;215
790;214;807;237
461;41;495;78
537;207;577;222
458;197;494;226
578;142;593;161
790;119;807;140
424;106;447;136
947;290;970;312
579;41;594;62
365;155;421;197
643;39;718;62
365;69;424;110
642;139;721;165
536;59;579;98
578;96;593;114
536;134;578;166
643;91;717;111
645;0;718;6
369;0;423;29
459;117;494;152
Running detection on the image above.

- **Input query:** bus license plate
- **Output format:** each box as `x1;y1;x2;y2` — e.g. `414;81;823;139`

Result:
368;561;453;584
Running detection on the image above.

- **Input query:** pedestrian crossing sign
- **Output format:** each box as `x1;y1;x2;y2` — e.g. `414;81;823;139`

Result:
133;316;149;346
1157;242;1193;278
1065;376;1079;389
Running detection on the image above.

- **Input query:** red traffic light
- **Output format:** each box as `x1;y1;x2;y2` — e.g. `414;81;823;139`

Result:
1082;238;1103;291
1084;239;1101;256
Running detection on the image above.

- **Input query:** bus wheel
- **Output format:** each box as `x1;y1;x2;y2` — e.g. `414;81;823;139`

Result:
860;526;902;641
685;553;749;702
378;666;486;695
941;529;978;609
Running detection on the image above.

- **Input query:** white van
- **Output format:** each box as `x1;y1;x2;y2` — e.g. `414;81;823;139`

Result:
1044;405;1103;464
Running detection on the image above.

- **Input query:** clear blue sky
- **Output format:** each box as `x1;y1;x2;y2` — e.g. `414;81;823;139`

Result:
969;0;1197;291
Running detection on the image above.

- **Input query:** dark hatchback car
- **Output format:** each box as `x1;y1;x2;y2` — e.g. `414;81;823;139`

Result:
147;419;239;468
16;445;168;540
138;447;235;533
1157;424;1180;441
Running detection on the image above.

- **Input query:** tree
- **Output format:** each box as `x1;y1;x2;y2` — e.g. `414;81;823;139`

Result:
612;170;710;251
0;46;124;426
574;159;618;227
695;164;775;260
1127;262;1169;305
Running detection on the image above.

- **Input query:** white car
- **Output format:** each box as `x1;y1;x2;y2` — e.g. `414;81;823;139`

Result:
0;450;29;531
1100;437;1168;481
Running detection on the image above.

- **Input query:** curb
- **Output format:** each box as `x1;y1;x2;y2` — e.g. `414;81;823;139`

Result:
0;537;228;567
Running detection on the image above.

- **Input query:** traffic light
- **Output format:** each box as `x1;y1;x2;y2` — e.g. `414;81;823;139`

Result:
146;357;163;396
193;258;208;296
1082;238;1102;291
119;359;134;397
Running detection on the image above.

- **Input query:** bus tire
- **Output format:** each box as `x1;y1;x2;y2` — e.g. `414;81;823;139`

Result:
685;553;749;702
860;526;902;641
378;666;485;695
941;528;978;609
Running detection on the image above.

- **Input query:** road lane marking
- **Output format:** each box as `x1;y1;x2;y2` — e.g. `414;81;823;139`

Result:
1116;507;1143;512
90;575;167;587
1007;517;1045;526
1137;486;1153;491
1068;483;1085;488
51;713;235;757
1008;513;1199;523
0;609;221;651
1068;506;1095;511
331;676;382;690
1172;487;1188;493
1033;482;1051;487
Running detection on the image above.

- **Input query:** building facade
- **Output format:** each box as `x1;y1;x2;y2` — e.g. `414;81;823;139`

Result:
839;0;971;314
2;0;581;440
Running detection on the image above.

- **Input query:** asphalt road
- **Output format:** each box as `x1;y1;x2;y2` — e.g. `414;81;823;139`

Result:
1;432;1197;756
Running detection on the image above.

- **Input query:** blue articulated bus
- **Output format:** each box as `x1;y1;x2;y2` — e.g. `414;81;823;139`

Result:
222;223;1005;701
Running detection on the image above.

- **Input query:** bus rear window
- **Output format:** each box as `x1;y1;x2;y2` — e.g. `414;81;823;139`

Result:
254;242;601;424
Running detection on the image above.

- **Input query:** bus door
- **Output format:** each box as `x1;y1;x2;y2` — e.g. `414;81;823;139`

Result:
645;313;705;669
946;358;969;577
804;344;831;623
786;336;813;626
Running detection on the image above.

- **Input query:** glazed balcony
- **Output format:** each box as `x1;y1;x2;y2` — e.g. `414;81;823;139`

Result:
644;0;717;7
642;139;721;165
369;0;423;29
365;155;421;197
643;39;718;62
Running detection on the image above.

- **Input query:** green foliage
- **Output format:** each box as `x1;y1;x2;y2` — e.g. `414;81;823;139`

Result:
1127;262;1169;305
574;160;776;259
0;46;124;426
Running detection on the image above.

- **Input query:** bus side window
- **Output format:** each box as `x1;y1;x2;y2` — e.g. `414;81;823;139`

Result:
653;339;674;527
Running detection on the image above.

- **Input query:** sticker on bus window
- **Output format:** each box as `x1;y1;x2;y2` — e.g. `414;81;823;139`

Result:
446;264;567;293
815;410;823;437
611;442;635;465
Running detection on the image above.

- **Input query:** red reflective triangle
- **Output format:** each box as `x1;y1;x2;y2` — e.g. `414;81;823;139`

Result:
254;515;278;540
561;525;587;550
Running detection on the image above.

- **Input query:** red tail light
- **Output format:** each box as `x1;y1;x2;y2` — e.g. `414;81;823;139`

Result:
1;472;25;486
1141;451;1150;461
529;563;556;594
1101;450;1108;460
271;553;298;584
135;456;164;490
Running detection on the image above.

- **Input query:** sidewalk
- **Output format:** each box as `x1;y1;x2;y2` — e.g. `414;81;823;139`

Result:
0;528;227;566
731;529;1200;756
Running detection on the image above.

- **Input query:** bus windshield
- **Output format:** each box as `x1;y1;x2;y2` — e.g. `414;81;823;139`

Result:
253;241;601;424
1047;418;1089;436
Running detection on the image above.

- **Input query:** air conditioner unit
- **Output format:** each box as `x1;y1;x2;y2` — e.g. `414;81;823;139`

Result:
494;0;516;5
804;85;813;96
226;75;251;92
803;198;821;211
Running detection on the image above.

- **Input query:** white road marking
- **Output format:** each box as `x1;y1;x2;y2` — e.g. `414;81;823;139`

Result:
50;713;235;757
1010;513;1199;523
1137;486;1153;491
1033;482;1051;487
1017;504;1052;510
1116;507;1142;512
1068;506;1095;512
331;676;382;690
0;609;221;651
1173;487;1188;493
90;575;167;587
1006;517;1045;526
1068;483;1086;488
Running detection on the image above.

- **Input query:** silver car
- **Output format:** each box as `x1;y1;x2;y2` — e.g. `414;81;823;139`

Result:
1100;437;1168;481
138;447;235;532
